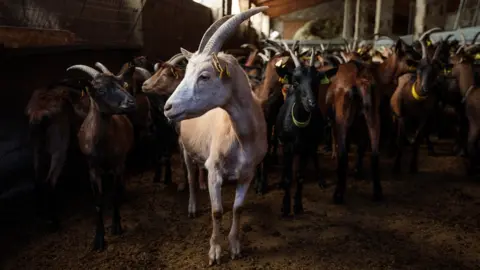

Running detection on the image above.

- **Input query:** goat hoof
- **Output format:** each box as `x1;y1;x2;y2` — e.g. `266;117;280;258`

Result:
92;237;106;251
208;244;221;266
111;222;123;235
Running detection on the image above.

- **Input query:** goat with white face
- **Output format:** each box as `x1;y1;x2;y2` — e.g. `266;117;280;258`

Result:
164;7;268;265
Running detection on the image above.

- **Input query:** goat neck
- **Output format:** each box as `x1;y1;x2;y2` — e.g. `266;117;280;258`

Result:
453;60;476;98
79;96;111;155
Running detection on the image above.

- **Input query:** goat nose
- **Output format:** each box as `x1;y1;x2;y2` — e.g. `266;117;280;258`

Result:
164;102;173;112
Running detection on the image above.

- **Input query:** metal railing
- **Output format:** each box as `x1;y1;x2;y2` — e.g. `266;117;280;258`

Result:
267;26;480;49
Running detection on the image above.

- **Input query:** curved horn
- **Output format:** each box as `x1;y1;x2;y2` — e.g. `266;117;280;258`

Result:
309;47;316;67
471;31;480;45
419;27;442;59
444;34;454;42
282;41;301;68
332;55;344;65
94;62;113;74
154;63;160;72
281;40;290;50
257;52;269;62
263;46;280;54
198;15;234;53
264;39;285;52
67;65;100;78
419;27;443;41
241;43;258;51
292;40;300;54
203;7;268;55
135;67;152;80
320;43;325;52
168;54;187;66
166;53;183;63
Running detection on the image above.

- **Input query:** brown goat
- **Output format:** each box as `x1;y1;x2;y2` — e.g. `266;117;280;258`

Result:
390;36;444;174
451;49;480;175
25;78;90;230
67;64;136;251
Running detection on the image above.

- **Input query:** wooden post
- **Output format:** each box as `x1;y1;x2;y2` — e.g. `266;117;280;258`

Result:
453;0;466;30
414;0;426;39
374;0;382;40
343;0;352;38
354;0;361;40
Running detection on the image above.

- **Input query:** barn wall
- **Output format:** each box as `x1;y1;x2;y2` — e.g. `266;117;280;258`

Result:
0;0;143;47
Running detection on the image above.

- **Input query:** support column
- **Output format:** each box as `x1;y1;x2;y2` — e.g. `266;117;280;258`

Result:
354;0;361;40
414;0;426;39
374;0;382;39
343;0;352;38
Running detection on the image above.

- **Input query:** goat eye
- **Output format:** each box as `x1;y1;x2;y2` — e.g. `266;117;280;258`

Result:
199;74;210;81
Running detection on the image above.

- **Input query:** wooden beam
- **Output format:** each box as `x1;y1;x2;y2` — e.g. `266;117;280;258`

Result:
266;0;329;18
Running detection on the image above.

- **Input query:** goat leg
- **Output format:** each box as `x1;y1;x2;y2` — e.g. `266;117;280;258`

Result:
229;180;250;260
183;151;197;218
353;142;366;180
366;112;383;201
312;150;326;188
207;169;223;266
254;159;268;195
293;154;307;215
90;168;106;251
111;173;124;235
466;123;479;176
393;118;405;174
333;123;347;204
281;143;293;216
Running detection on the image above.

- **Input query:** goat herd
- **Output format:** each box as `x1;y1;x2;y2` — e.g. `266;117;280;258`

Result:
23;7;480;265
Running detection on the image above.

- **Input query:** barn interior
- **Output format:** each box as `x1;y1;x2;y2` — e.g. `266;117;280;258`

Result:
1;0;480;269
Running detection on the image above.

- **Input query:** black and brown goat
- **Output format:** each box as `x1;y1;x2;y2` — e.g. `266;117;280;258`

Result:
390;33;444;174
275;47;337;216
67;64;136;251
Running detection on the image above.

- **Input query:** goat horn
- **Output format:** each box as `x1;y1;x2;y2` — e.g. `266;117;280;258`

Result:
167;53;183;63
262;48;272;58
263;46;280;54
444;34;454;42
419;27;442;59
471;31;480;45
241;43;257;50
292;40;300;54
282;41;301;68
419;27;443;41
198;15;234;53
257;52;269;62
154;63;160;72
67;65;100;78
320;43;325;52
309;47;316;67
168;54;187;66
263;39;285;51
332;55;344;64
432;41;443;61
135;67;152;80
94;62;113;74
203;6;268;55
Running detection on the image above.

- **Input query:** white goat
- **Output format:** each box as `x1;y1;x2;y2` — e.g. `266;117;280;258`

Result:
164;7;268;265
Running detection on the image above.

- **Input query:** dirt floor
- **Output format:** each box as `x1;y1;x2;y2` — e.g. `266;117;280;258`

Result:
1;140;480;270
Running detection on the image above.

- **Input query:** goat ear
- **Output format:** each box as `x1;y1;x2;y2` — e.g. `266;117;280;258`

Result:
180;48;193;60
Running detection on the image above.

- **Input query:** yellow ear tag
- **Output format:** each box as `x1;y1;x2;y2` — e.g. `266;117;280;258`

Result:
278;76;288;84
123;82;129;89
426;40;432;46
320;76;330;84
475;53;480;60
